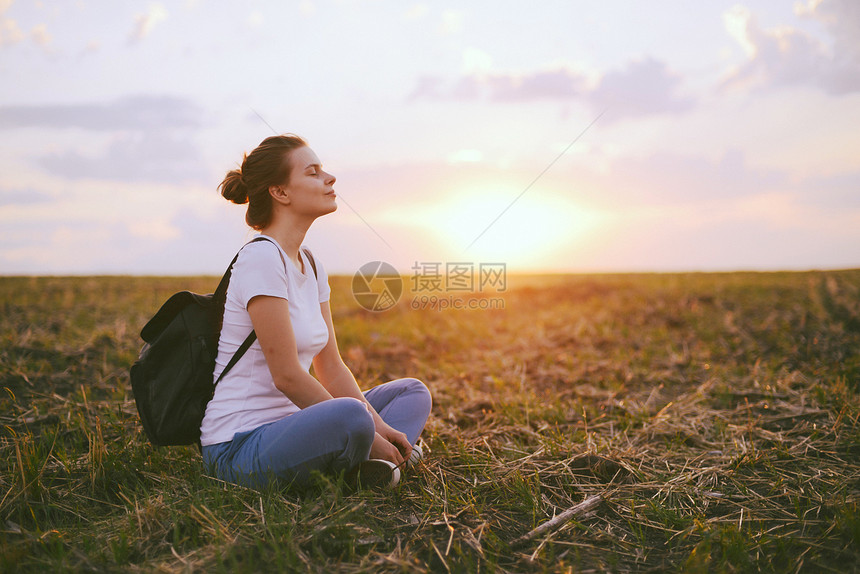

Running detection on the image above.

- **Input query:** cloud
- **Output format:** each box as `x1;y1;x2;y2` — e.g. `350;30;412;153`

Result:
0;204;251;275
30;23;50;49
578;202;860;272
488;68;588;102
0;95;208;185
408;58;694;120
572;148;787;210
796;0;860;61
0;187;53;207
129;3;168;44
0;15;23;47
799;169;860;209
0;95;203;131
0;220;115;273
138;207;252;273
439;9;463;35
563;149;860;272
37;131;211;184
723;5;756;57
334;152;860;272
4;151;859;275
563;147;860;270
409;67;587;102
722;1;860;95
587;58;695;120
462;46;493;74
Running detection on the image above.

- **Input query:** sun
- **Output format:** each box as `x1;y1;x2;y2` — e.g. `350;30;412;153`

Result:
399;184;603;270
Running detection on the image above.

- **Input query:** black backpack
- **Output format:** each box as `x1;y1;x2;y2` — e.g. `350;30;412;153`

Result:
130;238;316;446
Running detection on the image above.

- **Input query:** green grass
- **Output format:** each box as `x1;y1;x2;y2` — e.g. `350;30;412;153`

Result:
2;270;860;572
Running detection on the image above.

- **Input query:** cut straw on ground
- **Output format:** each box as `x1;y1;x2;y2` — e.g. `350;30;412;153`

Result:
1;271;859;572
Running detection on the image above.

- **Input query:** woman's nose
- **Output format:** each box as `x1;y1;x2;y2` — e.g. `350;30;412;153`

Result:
325;171;336;185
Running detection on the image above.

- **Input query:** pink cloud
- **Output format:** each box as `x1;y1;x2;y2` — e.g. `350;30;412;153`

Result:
723;1;860;95
587;58;694;120
128;3;168;44
485;68;588;102
408;58;693;121
0;18;23;47
409;67;587;102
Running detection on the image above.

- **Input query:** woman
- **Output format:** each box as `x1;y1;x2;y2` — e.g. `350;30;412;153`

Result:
200;134;432;489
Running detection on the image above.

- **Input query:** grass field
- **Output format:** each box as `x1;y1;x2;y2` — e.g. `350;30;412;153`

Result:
2;270;860;572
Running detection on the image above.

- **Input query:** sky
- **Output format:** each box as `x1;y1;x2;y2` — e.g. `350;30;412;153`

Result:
1;0;859;275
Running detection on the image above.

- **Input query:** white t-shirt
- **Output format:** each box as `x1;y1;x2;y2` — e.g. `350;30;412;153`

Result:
200;235;331;446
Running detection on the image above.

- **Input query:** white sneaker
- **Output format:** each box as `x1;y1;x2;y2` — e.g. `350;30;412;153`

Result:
348;459;400;489
407;442;424;468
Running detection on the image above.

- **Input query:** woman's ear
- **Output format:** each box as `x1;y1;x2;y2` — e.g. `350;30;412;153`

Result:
269;185;290;205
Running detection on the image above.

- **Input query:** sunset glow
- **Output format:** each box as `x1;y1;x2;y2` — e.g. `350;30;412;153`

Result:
0;1;858;274
384;186;605;271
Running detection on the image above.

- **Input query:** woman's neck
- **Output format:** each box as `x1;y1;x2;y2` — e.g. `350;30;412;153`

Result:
260;217;310;270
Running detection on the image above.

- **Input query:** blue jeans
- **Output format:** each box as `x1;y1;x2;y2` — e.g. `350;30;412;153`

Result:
202;378;432;489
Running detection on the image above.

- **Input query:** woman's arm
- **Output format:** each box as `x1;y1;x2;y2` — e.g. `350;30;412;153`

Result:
313;301;411;463
247;295;334;408
311;301;369;402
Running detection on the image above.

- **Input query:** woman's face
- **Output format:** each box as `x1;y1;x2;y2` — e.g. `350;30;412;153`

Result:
283;146;337;217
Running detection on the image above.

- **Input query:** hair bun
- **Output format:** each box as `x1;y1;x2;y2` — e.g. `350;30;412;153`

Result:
219;169;249;205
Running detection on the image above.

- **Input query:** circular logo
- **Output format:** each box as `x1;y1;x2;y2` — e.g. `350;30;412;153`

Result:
352;261;403;312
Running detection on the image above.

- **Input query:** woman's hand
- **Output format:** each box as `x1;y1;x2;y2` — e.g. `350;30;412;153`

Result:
374;422;412;463
370;432;406;466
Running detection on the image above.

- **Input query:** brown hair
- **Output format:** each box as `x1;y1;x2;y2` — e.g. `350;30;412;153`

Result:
219;134;307;230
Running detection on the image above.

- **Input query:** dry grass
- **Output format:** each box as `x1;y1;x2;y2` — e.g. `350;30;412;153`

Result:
1;270;859;572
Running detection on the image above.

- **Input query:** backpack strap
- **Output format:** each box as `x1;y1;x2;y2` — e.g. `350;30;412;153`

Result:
212;237;269;385
212;239;318;387
302;247;318;279
213;236;269;303
215;330;257;384
248;236;317;279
